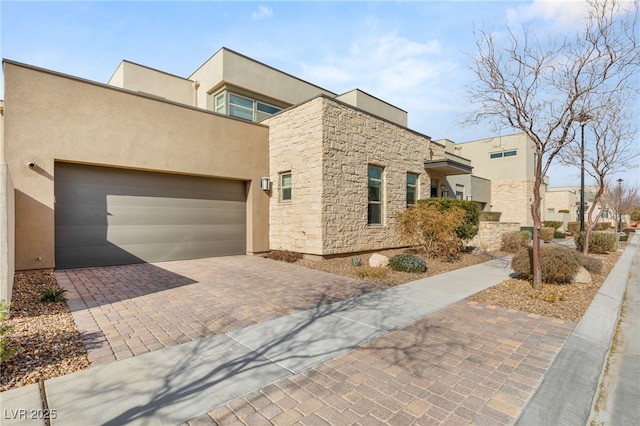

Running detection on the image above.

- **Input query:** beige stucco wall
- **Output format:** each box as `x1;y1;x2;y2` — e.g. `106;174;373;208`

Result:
191;48;336;111
266;96;432;256
1;163;15;303
108;61;196;107
335;89;408;127
3;61;270;271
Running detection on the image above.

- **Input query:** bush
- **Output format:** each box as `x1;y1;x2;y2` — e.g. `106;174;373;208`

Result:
581;255;603;275
543;221;563;231
417;198;480;240
622;227;636;236
567;222;579;235
574;232;618;254
501;231;531;253
554;231;566;239
559;209;570;214
593;222;611;231
265;250;303;263
1;300;14;362
541;227;555;242
512;246;582;283
479;211;502;222
395;202;467;259
388;254;427;273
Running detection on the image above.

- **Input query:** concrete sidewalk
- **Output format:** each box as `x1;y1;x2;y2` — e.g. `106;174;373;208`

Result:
1;256;513;426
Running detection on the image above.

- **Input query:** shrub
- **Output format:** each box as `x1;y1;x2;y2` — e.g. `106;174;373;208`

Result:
1;300;14;362
479;211;502;222
574;232;618;254
512;246;582;283
265;250;303;263
581;255;603;275
622;227;636;236
501;231;530;253
388;254;427;273
351;256;362;267
543;221;563;231
593;222;611;231
355;266;389;279
559;209;570;214
40;286;67;303
567;222;580;235
541;227;555;242
554;231;566;239
395;203;467;259
417;198;480;240
620;234;628;242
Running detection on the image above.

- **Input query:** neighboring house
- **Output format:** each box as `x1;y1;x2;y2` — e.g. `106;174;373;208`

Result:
445;133;548;226
545;186;614;229
0;47;473;286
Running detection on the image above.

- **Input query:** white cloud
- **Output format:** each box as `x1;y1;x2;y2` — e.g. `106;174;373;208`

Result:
506;0;589;28
252;5;273;21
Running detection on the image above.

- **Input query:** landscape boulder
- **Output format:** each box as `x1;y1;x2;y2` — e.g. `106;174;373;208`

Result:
369;253;389;268
571;266;592;284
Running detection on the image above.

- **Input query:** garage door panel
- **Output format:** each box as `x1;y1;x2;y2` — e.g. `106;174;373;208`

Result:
55;163;247;269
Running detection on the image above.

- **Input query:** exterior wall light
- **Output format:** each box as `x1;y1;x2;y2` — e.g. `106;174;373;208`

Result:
260;177;270;191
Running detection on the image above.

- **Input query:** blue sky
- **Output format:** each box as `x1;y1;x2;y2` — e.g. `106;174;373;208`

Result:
1;0;638;187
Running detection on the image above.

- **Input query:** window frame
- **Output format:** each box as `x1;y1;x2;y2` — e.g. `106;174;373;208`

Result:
279;172;292;203
406;172;419;207
368;165;384;225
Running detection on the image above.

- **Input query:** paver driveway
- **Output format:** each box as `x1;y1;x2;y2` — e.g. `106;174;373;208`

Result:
56;256;381;366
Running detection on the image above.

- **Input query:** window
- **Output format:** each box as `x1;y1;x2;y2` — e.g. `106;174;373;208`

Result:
406;173;418;207
455;184;464;200
229;94;254;121
213;91;282;122
490;152;503;159
280;172;292;202
490;150;517;159
214;94;225;114
503;150;517;157
368;165;383;224
547;208;555;214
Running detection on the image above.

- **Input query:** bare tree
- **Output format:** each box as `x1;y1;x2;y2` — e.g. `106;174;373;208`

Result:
560;94;639;254
603;180;640;232
466;0;639;288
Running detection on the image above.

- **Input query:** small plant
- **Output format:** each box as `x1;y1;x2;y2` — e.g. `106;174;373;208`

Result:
542;221;563;231
388;254;427;273
351;256;362;267
1;300;15;362
581;255;603;275
541;227;555;242
40;286;67;303
574;232;618;254
501;231;530;253
264;250;303;263
355;266;389;279
537;289;567;303
512;246;582;283
553;231;566;239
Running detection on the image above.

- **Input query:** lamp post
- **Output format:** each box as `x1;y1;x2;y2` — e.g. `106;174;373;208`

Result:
617;178;624;232
576;112;590;233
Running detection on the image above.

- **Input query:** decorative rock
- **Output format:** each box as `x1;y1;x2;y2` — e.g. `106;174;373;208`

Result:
369;253;389;268
572;266;592;284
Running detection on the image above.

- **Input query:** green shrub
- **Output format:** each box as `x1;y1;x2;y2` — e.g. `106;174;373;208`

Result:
541;227;555;242
511;246;582;283
479;211;502;222
40;286;67;303
388;254;427;273
567;222;579;235
581;255;603;275
574;232;618;254
351;256;362;267
619;234;628;242
395;203;467;259
559;209;570;214
417;198;480;240
264;250;303;263
543;221;563;231
501;231;531;253
554;231;566;239
1;300;15;362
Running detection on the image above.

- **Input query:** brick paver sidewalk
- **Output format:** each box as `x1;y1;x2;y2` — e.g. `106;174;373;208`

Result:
56;256;380;366
186;301;575;426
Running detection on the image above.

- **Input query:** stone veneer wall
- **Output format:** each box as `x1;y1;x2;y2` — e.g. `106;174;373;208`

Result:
468;222;521;252
266;96;434;256
490;179;535;227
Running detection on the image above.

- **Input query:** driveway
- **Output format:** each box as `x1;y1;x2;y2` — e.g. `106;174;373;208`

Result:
56;256;380;366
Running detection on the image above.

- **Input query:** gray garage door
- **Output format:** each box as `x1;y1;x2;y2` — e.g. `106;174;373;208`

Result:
55;163;246;269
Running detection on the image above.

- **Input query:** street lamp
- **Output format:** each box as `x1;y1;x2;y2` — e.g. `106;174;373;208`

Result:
617;178;624;232
576;112;591;233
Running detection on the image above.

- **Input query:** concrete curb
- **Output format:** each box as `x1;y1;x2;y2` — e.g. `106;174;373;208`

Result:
516;233;639;426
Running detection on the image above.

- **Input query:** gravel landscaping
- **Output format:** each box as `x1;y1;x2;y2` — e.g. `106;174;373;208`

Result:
0;242;625;392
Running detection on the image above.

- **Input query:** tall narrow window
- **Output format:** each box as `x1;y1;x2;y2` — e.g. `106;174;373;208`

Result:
407;173;418;207
368;165;383;225
280;172;292;202
214;94;225;114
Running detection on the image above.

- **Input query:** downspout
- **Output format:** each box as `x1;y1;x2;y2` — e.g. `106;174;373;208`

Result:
193;81;200;108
